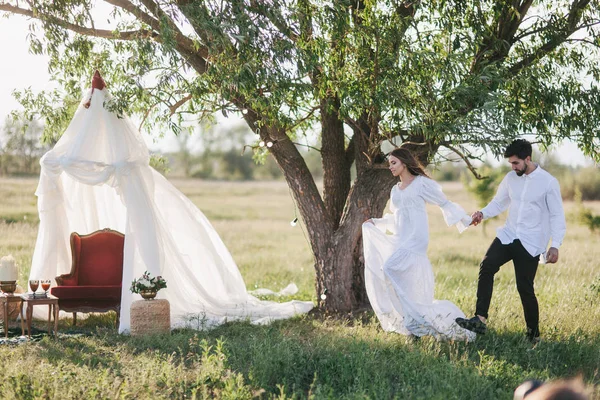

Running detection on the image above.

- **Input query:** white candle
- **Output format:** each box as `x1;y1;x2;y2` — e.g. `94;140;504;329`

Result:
0;255;18;281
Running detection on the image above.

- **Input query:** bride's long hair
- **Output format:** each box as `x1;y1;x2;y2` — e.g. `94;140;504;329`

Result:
389;147;429;178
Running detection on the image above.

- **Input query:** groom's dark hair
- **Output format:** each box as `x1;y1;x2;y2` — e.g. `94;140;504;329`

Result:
504;139;532;160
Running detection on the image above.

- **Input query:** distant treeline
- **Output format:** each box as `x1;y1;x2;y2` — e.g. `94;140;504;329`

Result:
157;148;323;181
0;118;50;176
430;154;600;201
1;116;598;200
0;115;325;181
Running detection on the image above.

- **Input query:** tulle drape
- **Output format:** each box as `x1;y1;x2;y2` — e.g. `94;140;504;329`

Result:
29;88;313;333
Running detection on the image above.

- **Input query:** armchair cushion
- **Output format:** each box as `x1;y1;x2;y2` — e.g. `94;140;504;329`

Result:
51;285;121;300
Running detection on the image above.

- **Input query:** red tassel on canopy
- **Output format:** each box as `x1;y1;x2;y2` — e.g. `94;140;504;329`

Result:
91;70;106;90
84;70;106;108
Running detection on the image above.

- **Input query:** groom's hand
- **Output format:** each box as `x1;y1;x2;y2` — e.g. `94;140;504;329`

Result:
546;247;559;263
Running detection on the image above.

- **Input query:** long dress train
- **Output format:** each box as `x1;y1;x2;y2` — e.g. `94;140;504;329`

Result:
362;175;475;341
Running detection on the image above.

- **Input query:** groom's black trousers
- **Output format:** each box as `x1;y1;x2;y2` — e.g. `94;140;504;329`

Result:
476;238;540;338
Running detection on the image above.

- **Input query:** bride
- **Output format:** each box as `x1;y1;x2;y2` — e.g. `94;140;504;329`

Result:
362;147;475;341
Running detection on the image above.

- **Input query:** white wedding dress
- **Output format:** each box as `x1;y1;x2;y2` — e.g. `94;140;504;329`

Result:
362;175;476;341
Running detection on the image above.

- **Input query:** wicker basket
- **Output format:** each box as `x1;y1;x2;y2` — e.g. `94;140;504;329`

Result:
130;299;170;336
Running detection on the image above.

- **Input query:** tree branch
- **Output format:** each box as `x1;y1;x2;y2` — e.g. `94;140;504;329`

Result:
471;0;534;73
0;3;156;40
288;105;320;131
297;0;313;41
292;142;321;152
513;13;599;44
169;93;193;115
105;0;209;67
513;22;558;43
104;0;161;32
321;95;351;229
389;1;417;56
509;0;592;75
441;142;488;180
501;0;534;41
0;1;208;73
247;0;300;42
565;37;600;48
138;101;160;132
137;0;207;57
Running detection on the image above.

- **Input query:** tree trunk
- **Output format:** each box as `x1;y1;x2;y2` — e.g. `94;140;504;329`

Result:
314;167;396;311
321;96;351;229
251;115;440;312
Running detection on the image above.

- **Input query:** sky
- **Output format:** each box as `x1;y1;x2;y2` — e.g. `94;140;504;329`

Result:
0;14;186;154
0;13;595;166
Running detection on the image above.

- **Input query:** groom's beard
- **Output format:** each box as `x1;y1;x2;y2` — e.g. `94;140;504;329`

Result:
516;164;527;176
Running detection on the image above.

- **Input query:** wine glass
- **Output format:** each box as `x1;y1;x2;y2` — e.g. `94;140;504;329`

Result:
29;280;39;297
41;280;51;296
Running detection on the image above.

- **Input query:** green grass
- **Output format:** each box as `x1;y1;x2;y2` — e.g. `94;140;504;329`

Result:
0;177;599;399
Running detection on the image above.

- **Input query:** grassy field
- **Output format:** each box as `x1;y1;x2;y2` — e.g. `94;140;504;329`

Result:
0;176;599;399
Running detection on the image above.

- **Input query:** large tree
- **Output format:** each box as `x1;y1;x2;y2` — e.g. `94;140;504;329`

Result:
2;0;599;312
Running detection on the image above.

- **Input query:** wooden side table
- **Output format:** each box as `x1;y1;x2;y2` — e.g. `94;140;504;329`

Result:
0;293;25;338
20;293;59;338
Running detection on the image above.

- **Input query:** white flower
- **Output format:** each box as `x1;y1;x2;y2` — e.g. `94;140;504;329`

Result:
138;277;152;288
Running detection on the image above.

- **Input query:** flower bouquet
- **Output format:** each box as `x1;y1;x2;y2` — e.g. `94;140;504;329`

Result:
130;271;167;299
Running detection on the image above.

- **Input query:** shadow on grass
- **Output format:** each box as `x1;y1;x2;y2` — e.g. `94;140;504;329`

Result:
20;311;600;399
6;313;125;373
463;329;600;385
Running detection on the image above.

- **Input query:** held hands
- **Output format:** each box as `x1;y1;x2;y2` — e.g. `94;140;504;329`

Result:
470;211;484;226
546;247;559;264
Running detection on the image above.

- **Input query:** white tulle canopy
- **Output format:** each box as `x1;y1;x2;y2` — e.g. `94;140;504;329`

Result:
29;86;313;333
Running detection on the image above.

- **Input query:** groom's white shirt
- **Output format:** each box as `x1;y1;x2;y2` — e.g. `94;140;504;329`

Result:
480;165;566;257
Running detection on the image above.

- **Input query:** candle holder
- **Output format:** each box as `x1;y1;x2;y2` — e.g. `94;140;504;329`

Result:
0;280;17;294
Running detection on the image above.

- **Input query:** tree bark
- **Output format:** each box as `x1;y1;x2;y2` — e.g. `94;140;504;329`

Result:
321;96;351;229
315;167;396;311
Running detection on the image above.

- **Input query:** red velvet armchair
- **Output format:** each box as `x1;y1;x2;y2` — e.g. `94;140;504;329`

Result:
51;228;124;326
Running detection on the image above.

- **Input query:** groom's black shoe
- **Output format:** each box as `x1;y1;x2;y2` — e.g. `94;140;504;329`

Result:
526;328;540;345
455;316;487;334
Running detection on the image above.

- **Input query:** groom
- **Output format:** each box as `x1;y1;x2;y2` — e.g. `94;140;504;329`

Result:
456;139;566;343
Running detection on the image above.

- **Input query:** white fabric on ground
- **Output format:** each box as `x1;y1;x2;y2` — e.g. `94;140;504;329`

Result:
29;88;313;333
249;283;299;296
